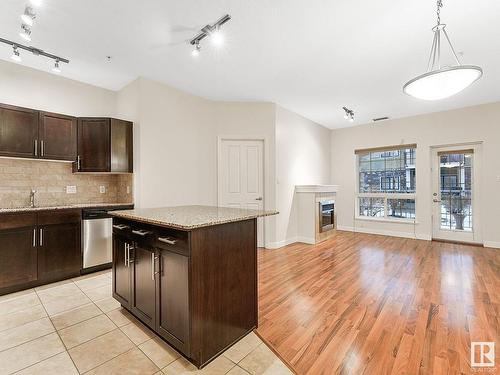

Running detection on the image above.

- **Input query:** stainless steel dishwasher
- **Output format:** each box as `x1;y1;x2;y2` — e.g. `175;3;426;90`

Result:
82;206;133;271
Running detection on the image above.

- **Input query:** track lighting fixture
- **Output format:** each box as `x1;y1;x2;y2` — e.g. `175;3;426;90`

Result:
19;24;32;42
52;59;61;73
192;41;201;57
189;14;231;56
1;37;69;71
11;45;21;62
20;6;36;27
343;107;355;123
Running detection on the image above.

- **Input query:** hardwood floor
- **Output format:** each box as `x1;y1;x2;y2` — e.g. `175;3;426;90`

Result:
257;231;500;375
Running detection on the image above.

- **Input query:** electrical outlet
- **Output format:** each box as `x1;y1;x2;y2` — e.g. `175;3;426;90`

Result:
99;186;106;194
66;186;77;194
126;186;130;194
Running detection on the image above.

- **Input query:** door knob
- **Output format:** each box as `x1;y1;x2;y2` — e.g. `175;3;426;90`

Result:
255;197;263;201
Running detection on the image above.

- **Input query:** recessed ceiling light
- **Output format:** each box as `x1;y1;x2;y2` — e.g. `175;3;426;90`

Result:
19;24;32;42
52;60;61;73
20;6;36;27
11;46;21;62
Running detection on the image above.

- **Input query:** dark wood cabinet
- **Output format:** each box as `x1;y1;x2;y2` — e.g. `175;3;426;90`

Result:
156;249;190;353
111;218;257;368
0;209;82;295
37;209;81;282
77;118;110;172
0;104;38;158
0;213;37;290
130;245;156;329
39;112;77;161
112;234;131;307
76;117;133;173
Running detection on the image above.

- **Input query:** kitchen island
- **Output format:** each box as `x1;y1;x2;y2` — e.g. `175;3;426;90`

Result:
110;205;277;368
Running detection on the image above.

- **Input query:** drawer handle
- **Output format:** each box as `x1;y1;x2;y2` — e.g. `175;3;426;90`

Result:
132;229;151;236
158;237;177;245
113;224;129;230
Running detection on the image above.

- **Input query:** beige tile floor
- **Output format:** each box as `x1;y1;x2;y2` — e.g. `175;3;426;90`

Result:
0;271;292;375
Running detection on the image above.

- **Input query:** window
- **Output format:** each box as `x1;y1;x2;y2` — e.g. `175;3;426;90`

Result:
357;145;416;220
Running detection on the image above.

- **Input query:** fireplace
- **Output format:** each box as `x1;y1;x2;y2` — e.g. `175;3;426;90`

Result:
319;200;335;233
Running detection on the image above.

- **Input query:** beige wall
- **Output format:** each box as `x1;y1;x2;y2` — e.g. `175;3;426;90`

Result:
0;60;116;117
0;158;133;208
274;106;331;247
331;101;500;248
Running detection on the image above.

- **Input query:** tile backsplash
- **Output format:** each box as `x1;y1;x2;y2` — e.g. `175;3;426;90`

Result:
0;158;133;208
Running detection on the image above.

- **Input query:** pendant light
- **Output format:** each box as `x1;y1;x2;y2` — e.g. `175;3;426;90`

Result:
403;0;482;100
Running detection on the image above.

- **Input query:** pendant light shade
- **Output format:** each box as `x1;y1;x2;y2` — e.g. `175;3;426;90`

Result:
403;1;482;100
404;65;482;100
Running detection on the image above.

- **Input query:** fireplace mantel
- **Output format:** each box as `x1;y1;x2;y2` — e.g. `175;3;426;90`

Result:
295;185;339;193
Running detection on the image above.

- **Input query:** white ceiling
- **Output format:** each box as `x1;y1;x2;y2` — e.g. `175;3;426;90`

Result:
1;0;499;128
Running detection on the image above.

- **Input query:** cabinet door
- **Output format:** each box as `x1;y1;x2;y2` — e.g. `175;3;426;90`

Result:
130;245;156;329
39;112;77;161
77;118;110;172
38;222;81;281
156;249;189;354
0;104;38;158
111;119;133;173
112;235;131;307
0;226;37;290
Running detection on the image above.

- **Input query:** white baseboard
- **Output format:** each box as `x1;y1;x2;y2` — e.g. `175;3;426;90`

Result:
483;241;500;249
337;225;432;241
265;236;316;249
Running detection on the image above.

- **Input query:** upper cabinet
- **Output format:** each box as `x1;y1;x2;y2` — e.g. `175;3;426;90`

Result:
39;111;77;161
0;104;39;158
0;104;77;161
0;103;133;173
76;118;133;173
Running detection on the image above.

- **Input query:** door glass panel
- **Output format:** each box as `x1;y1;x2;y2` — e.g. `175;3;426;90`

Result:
439;152;473;231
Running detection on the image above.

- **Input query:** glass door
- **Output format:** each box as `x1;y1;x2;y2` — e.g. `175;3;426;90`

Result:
432;145;481;243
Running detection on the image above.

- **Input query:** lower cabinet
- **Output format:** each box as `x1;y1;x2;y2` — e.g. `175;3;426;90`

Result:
112;234;131;307
0;209;81;294
156;249;190;354
130;245;156;329
0;213;37;290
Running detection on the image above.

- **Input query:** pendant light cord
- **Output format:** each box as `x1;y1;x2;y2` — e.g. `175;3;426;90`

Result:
436;0;443;26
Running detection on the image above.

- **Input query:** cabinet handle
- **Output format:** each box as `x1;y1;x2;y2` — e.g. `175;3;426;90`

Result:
151;253;155;280
39;228;43;246
158;237;177;245
34;139;38;157
33;228;36;247
124;243;128;267
127;244;134;266
77;155;81;171
113;224;129;230
132;229;151;236
40;140;44;157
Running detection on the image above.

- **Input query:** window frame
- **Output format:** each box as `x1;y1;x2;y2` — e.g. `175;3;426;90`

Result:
355;146;417;223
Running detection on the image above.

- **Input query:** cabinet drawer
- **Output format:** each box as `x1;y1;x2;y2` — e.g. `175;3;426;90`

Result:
38;209;81;225
155;228;189;256
0;212;37;230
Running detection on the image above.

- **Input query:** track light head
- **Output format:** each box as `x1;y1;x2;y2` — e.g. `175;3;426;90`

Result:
342;106;355;122
11;46;21;62
52;60;61;73
192;41;201;57
210;26;224;47
20;6;36;27
19;24;32;42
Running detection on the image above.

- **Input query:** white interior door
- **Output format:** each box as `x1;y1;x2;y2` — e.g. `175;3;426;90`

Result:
219;139;265;247
431;145;481;243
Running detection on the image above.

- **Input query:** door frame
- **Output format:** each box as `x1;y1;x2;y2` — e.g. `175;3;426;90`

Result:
217;135;268;246
430;142;483;244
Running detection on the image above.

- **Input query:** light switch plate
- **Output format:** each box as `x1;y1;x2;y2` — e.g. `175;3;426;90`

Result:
99;186;106;194
66;186;77;194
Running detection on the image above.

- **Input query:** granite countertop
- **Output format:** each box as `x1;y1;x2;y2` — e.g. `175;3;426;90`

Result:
0;202;134;214
110;205;279;230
